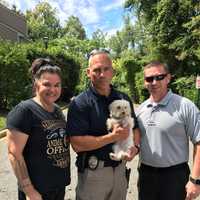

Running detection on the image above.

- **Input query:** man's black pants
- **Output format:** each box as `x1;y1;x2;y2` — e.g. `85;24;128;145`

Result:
18;187;65;200
138;163;190;200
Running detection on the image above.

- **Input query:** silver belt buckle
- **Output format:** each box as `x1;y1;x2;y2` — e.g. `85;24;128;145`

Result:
88;156;98;170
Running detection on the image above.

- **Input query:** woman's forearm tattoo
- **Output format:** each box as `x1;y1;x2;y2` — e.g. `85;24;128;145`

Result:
8;152;32;190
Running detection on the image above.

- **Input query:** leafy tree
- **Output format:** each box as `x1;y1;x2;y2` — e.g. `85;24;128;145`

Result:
124;0;158;21
125;0;200;76
91;29;106;48
170;3;200;74
107;15;135;57
107;31;123;57
62;16;86;40
0;40;30;109
0;38;81;109
171;76;197;100
25;2;61;41
121;15;135;49
50;36;105;93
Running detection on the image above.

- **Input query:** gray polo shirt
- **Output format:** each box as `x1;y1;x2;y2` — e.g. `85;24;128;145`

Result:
137;90;200;167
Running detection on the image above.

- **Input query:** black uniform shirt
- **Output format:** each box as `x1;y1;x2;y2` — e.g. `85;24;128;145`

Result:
66;85;138;163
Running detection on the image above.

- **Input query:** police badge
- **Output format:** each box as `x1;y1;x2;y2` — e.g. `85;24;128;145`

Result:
88;155;98;170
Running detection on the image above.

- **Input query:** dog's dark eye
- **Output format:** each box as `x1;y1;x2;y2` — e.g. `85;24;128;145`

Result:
117;106;121;109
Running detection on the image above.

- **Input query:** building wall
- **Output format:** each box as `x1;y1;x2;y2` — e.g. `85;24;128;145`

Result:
0;3;27;42
0;23;18;41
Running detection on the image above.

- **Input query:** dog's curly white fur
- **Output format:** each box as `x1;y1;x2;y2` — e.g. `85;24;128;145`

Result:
107;99;134;161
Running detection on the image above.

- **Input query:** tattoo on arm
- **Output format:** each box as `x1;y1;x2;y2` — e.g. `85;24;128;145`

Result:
8;152;32;191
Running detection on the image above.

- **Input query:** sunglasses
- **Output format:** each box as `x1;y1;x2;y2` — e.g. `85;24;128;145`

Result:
87;48;110;59
145;74;168;83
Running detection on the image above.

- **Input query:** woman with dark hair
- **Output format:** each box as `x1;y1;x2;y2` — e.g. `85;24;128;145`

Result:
6;58;71;200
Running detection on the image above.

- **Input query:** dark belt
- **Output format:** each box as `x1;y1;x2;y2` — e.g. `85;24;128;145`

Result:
102;160;122;167
140;162;188;172
85;155;122;169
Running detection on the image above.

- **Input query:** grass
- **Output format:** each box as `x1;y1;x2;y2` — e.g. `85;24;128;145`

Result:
0;108;8;130
0;116;6;130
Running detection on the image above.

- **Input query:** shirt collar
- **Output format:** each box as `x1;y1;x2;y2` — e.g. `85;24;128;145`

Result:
88;84;116;100
146;90;173;107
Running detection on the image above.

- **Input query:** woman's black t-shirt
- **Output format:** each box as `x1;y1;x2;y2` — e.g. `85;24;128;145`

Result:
7;99;70;193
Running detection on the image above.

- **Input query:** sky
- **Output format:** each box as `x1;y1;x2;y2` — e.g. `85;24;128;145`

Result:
4;0;129;38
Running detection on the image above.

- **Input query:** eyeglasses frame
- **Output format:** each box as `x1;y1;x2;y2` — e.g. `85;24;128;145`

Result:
144;74;168;83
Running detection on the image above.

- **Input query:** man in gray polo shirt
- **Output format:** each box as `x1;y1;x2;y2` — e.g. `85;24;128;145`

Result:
137;61;200;200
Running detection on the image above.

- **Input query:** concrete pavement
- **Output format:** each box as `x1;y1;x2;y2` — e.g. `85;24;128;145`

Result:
0;108;139;199
1;135;200;200
1;108;200;199
0;137;139;200
0;108;140;199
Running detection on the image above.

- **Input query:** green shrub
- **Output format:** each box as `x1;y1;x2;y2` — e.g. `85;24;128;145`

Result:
112;52;143;103
0;41;30;109
171;76;197;103
0;116;6;130
0;40;81;109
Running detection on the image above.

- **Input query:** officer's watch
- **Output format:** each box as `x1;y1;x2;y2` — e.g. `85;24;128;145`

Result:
134;144;140;154
190;176;200;185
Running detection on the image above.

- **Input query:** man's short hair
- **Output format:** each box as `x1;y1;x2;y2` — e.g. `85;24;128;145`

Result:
144;61;170;73
88;48;111;67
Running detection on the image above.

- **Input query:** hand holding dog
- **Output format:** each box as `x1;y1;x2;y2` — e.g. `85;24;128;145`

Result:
110;123;130;142
123;146;139;161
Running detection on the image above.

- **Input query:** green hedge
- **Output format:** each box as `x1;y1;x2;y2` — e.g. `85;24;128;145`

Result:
0;40;81;110
0;41;30;109
112;53;198;105
171;76;198;104
0;39;198;110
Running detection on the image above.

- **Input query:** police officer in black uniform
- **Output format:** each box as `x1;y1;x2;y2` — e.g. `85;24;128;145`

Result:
66;49;140;200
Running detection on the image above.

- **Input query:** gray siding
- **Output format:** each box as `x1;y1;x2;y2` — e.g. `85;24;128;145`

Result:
0;3;27;41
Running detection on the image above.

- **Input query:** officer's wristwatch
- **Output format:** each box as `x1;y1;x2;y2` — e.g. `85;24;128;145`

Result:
190;176;200;185
134;144;140;154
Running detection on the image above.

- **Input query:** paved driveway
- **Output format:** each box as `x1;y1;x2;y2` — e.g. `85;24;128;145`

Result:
0;137;139;200
0;136;199;200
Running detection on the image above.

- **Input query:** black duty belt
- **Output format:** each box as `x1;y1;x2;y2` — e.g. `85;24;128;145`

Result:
85;155;122;170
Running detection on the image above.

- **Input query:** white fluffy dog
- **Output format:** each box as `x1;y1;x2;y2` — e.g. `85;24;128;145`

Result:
107;99;134;161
